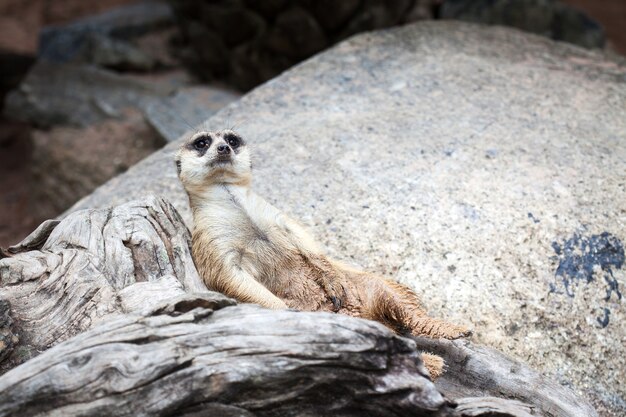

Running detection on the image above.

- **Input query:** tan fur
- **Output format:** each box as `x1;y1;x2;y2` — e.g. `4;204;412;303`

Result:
176;130;471;379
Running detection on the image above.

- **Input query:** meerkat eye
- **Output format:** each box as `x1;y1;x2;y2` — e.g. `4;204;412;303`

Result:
193;138;209;150
225;134;240;148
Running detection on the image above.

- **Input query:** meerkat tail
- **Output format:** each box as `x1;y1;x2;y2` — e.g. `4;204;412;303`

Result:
408;316;471;340
420;352;445;380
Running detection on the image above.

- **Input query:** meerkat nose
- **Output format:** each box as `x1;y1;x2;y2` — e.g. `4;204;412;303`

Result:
217;144;231;155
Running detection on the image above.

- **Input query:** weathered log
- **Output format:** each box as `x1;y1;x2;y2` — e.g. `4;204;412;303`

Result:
453;397;534;417
0;295;453;417
0;197;597;416
0;299;17;364
0;196;206;371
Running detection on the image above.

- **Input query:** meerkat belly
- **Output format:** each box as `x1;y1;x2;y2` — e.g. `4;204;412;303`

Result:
272;257;337;311
234;221;295;286
234;222;333;311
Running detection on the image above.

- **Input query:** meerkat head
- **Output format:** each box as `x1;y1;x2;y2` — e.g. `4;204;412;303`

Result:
175;130;252;193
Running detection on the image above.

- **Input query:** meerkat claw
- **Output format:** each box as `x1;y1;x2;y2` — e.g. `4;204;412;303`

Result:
330;296;342;311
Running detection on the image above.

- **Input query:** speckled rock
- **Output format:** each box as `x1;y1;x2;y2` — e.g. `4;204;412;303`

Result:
144;86;241;142
69;21;626;416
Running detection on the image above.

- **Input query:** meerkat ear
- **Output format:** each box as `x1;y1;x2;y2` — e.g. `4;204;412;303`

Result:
175;159;182;175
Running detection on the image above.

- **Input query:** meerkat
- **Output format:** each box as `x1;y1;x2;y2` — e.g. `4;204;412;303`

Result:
175;129;470;378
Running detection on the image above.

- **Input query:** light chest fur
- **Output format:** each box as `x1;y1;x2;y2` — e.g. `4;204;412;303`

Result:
191;184;325;303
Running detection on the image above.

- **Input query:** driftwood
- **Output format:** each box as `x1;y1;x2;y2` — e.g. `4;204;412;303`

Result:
0;197;206;372
0;295;452;416
0;197;597;416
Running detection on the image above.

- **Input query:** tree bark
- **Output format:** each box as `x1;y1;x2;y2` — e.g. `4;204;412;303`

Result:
0;196;206;371
0;197;598;417
0;295;452;417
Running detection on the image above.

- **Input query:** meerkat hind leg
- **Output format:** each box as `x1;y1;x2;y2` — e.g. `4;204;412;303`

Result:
365;278;470;340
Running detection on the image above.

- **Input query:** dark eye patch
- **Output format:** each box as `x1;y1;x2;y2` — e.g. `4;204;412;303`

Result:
224;133;245;152
188;134;212;156
194;138;209;150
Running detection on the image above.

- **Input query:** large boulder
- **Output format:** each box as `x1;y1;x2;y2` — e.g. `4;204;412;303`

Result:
70;21;626;416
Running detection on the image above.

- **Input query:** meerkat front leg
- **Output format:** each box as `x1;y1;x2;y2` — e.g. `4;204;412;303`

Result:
212;267;287;310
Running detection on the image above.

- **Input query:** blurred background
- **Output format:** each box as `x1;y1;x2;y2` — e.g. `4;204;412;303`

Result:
0;0;624;248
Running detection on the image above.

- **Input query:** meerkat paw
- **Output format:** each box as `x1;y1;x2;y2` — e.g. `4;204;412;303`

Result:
304;256;347;312
420;352;445;380
315;277;345;312
329;295;342;311
411;317;472;340
262;298;289;310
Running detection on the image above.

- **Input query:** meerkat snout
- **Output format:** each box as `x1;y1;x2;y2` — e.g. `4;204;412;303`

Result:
216;144;231;155
175;130;252;190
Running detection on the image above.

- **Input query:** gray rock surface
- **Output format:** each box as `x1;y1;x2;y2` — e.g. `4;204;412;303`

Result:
69;21;626;416
3;61;174;128
144;86;241;142
39;0;174;63
3;61;241;137
73;33;157;71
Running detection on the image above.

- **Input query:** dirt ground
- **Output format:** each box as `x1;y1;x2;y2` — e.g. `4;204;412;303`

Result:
0;120;38;248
